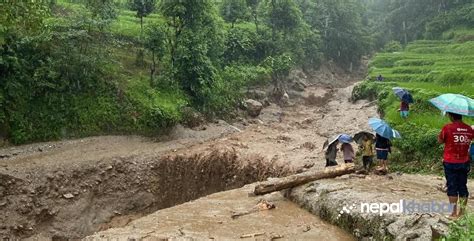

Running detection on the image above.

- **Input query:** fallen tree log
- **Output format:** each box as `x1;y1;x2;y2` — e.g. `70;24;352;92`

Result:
254;164;355;195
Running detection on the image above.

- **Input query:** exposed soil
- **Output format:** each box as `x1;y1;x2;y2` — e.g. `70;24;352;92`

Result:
1;148;289;240
0;64;387;240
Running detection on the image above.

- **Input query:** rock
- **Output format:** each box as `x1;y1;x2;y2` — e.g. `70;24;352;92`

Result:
246;90;267;100
63;193;74;199
292;81;306;92
281;93;290;106
244;99;263;117
180;106;205;128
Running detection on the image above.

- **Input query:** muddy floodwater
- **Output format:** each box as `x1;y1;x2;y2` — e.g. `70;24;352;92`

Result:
85;185;355;240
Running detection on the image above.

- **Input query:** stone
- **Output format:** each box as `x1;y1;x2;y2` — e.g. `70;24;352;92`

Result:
63;193;74;199
244;99;263;117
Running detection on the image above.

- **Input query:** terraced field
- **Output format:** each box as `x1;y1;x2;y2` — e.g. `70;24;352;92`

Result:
353;36;474;173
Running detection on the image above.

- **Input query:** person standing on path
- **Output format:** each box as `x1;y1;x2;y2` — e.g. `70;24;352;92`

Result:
400;100;410;119
361;136;375;171
438;113;474;219
325;142;338;167
340;143;355;163
375;133;391;172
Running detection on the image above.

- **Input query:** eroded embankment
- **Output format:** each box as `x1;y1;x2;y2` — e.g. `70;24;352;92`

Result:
286;174;460;241
0;148;289;240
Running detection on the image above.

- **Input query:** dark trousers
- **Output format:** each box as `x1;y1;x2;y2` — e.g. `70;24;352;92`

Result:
326;159;338;167
444;162;470;197
362;156;373;170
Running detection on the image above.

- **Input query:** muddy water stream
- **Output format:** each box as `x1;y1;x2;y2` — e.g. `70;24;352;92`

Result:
85;185;355;240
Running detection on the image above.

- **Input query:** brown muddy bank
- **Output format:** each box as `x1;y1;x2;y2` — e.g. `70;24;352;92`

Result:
285;173;473;240
0;148;289;240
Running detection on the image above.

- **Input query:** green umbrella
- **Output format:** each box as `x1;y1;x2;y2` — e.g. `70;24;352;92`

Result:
429;94;474;117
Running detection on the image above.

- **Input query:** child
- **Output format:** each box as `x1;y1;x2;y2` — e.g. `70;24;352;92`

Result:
341;142;355;163
400;101;410;119
361;136;375;171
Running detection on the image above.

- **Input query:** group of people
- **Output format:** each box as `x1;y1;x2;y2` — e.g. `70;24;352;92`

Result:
324;133;392;173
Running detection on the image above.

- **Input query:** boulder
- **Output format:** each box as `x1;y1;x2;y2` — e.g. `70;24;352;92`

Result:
244;99;263;117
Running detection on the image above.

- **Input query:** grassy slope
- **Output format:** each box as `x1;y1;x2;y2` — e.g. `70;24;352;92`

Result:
353;30;474;174
49;1;186;141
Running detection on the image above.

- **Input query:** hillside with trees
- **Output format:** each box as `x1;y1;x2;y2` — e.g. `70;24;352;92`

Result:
1;0;372;144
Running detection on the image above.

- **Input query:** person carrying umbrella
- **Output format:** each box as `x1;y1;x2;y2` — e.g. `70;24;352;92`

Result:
339;134;355;163
354;131;375;171
400;101;410;119
392;87;413;119
325;142;339;167
368;118;401;173
361;135;375;171
375;133;391;172
431;94;474;219
323;135;340;167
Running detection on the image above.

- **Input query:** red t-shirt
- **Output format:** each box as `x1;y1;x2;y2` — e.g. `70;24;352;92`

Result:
439;121;474;163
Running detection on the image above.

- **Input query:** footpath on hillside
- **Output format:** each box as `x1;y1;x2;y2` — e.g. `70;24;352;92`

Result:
1;67;470;240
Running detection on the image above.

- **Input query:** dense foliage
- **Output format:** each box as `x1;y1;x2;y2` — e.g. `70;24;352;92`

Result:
1;0;472;144
363;0;474;48
0;0;374;144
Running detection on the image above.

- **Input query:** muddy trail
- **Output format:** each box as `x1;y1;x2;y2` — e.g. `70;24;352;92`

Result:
1;66;459;240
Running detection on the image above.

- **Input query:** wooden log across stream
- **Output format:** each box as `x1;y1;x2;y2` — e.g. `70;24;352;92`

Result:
253;164;355;195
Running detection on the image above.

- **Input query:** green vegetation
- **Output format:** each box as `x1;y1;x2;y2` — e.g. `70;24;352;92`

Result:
1;0;372;144
442;214;474;241
353;39;474;175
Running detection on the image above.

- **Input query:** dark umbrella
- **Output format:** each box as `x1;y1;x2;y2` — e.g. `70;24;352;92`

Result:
353;131;375;144
322;134;341;151
392;87;414;104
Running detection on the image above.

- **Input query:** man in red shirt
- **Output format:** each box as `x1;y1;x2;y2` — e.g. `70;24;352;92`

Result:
438;112;474;219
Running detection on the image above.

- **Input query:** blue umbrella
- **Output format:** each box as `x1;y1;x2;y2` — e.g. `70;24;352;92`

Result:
368;118;401;139
392;87;414;104
429;94;474;117
338;134;353;143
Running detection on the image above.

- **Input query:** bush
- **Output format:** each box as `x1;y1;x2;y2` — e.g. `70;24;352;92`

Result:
435;70;474;86
383;40;403;53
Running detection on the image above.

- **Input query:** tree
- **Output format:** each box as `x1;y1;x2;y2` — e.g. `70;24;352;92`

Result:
145;24;166;84
129;0;156;36
160;0;224;105
246;0;260;32
302;0;370;68
220;0;248;28
85;0;117;22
